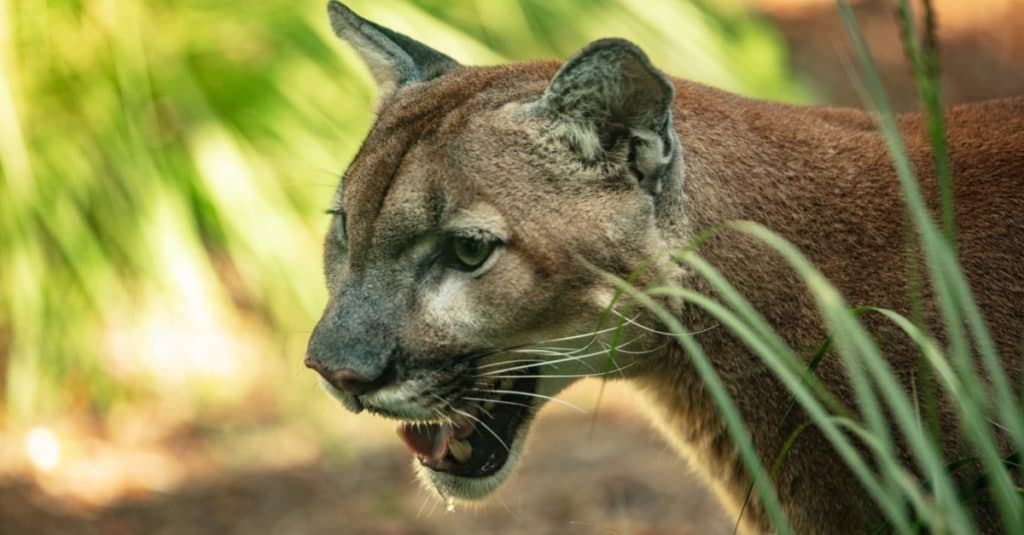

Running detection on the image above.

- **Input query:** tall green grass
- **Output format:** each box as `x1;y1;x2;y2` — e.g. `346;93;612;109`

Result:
606;1;1023;532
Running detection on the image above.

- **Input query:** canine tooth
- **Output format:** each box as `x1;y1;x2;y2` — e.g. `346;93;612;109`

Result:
448;438;473;462
500;378;515;390
483;400;496;411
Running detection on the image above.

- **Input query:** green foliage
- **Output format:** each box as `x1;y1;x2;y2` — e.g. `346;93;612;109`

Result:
0;1;802;422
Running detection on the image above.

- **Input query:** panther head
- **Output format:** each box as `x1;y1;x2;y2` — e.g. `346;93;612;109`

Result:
306;1;686;501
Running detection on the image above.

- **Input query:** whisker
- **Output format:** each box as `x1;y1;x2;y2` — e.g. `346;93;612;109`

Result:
598;347;628;380
431;407;455;427
610;309;720;338
520;320;640;346
469;315;650;373
466;341;595;364
455;411;509;453
505;348;577;356
481;318;643;360
462;396;534;410
428;493;441;516
477;349;594;372
478;349;598;371
483;362;639;380
477;354;608;378
468;313;672;380
467;347;518;362
600;340;669;355
476;336;647;377
475;358;548;370
416;489;431;519
470;388;586;413
431;394;510;453
468;399;496;419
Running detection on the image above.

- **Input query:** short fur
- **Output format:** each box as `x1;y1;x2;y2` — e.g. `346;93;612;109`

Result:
307;3;1024;533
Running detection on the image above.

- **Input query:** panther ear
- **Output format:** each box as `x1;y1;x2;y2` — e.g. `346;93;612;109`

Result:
534;39;675;193
327;1;460;94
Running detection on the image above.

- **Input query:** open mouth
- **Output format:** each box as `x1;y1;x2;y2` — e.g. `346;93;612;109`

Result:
397;375;537;479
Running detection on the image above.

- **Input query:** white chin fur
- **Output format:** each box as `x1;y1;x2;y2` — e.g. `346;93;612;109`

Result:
412;408;532;501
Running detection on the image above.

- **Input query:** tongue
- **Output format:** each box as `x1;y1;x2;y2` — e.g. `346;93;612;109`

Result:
398;423;451;461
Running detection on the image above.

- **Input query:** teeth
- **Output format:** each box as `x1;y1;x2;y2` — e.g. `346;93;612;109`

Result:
448;438;473;462
500;378;515;390
483;400;496;411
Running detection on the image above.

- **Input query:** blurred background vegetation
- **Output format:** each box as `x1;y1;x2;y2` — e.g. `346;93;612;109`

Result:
1;0;1021;533
0;0;801;426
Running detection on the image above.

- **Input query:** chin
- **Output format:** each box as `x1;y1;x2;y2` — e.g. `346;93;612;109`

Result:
413;418;532;501
392;373;542;502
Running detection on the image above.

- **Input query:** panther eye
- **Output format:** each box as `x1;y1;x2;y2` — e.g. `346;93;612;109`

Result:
448;236;497;272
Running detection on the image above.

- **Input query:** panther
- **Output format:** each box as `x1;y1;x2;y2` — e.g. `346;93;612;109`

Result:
306;2;1024;532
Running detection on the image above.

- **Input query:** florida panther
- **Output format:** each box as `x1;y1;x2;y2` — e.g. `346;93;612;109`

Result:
305;2;1024;532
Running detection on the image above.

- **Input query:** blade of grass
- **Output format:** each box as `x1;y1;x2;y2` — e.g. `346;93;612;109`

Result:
895;0;954;246
639;283;913;532
735;221;978;532
838;2;1023;528
597;274;794;534
681;250;908;520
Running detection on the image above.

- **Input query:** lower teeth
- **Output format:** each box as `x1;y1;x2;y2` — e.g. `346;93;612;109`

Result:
448;438;473;462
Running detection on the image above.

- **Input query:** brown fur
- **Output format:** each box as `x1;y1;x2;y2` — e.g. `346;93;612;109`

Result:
644;84;1024;532
310;4;1024;533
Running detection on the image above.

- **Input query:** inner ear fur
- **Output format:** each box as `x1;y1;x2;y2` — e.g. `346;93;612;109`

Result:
327;1;460;95
534;38;676;192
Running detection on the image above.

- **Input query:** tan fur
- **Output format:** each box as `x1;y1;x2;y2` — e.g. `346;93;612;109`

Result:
310;4;1024;533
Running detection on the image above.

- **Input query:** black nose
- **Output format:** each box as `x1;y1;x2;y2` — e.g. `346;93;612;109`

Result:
304;357;396;397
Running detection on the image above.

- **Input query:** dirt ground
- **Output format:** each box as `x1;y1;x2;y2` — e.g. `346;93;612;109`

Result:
4;2;1023;534
2;403;732;535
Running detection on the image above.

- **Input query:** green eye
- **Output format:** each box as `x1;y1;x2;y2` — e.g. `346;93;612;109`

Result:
450;236;497;271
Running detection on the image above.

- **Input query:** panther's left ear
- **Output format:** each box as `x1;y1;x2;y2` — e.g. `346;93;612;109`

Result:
327;1;460;95
533;38;676;194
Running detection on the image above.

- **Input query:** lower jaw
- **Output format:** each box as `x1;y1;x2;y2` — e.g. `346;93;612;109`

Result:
415;389;537;498
414;426;527;501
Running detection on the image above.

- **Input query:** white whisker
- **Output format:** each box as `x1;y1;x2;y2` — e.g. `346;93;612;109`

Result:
485;362;639;380
470;388;586;413
431;407;455;427
471;401;496;419
431;394;510;453
457;411;509;453
505;348;576;356
475;357;549;370
462;396;534;410
416;489;431;519
521;320;639;346
476;335;646;377
600;340;669;355
610;309;720;338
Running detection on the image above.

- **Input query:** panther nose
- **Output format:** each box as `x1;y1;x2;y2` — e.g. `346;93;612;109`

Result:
304;357;396;397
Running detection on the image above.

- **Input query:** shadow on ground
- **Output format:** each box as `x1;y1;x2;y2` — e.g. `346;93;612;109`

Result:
1;410;732;535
